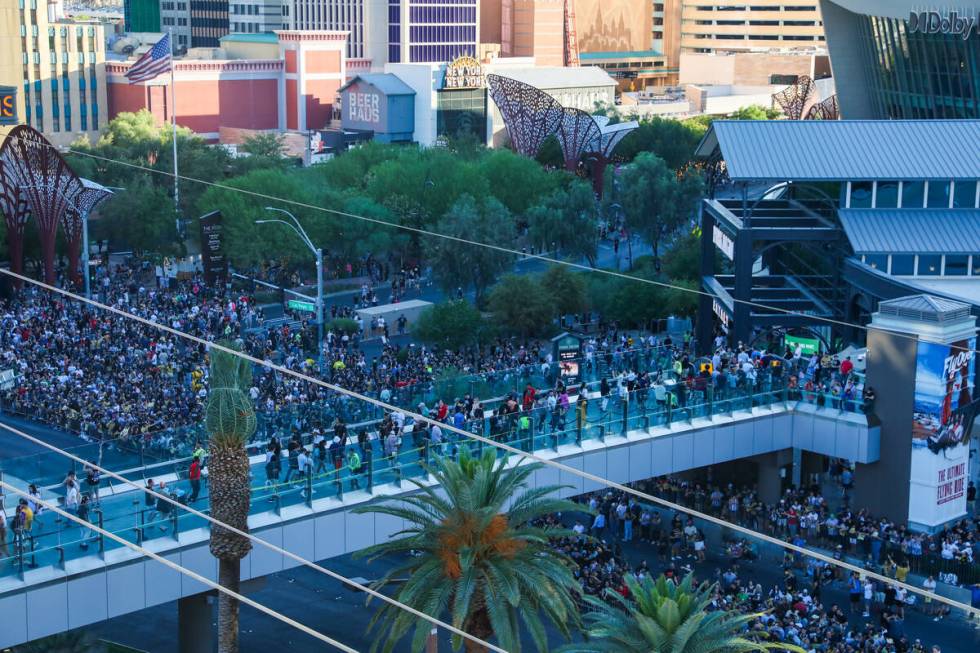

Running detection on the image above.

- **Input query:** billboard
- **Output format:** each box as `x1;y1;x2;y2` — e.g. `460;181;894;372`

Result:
575;0;652;54
0;86;17;125
908;337;977;527
198;210;227;284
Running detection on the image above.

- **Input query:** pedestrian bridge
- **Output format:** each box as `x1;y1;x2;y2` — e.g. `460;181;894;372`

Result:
0;392;878;648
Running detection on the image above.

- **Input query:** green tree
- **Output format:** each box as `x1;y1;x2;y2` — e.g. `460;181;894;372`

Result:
239;132;286;159
354;449;583;653
619;153;704;261
424;195;515;305
478;148;558;217
487;274;556;339
206;343;257;653
414;300;490;350
613;117;710;170
17;631;106;653
196;167;320;265
539;266;588;318
730;105;782;120
563;574;801;653
90;176;181;255
526;180;599;266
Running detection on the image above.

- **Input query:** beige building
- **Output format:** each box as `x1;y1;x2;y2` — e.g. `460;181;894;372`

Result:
680;1;825;53
1;0;108;148
680;50;831;86
480;0;565;67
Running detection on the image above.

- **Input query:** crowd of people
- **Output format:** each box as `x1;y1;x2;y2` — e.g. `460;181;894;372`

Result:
540;487;976;653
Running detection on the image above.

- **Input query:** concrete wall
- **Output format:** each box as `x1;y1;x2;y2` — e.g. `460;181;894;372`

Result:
853;327;916;524
0;403;878;648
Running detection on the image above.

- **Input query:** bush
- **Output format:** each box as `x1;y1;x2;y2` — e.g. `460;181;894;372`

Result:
326;318;360;335
414;301;490;350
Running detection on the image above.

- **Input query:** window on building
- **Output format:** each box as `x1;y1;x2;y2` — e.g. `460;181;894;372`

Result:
918;255;941;276
953;181;978;208
863;254;887;271
945;255;969;276
927;181;951;208
972;256;980;276
901;181;924;208
875;181;899;208
891;255;914;275
849;181;873;208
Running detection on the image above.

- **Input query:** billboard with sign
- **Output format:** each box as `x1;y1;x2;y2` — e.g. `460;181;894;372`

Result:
908;337;977;527
0;86;17;125
198;210;227;285
443;56;484;90
785;334;821;356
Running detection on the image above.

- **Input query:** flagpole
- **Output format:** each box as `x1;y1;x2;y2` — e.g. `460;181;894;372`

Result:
168;28;180;235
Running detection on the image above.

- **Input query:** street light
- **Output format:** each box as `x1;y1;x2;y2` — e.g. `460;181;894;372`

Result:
255;207;323;348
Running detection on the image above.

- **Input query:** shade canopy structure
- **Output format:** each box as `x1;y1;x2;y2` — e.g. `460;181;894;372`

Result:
62;178;114;285
0;125;84;284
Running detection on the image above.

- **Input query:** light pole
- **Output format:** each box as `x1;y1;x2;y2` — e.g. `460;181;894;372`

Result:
256;207;323;348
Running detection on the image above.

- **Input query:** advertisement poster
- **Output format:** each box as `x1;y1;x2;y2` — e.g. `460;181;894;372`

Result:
198;210;227;285
908;337;977;527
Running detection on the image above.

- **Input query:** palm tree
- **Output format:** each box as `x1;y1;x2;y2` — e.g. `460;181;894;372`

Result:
354;448;584;653
562;574;803;653
206;343;257;653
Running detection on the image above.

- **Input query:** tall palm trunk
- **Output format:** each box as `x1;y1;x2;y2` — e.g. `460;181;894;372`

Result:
206;344;257;653
461;593;493;653
209;444;252;653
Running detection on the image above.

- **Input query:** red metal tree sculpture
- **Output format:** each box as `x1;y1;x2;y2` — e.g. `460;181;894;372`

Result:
0;125;83;284
0;158;31;287
771;75;816;120
555;107;602;172
63;179;113;287
487;74;565;158
805;94;841;121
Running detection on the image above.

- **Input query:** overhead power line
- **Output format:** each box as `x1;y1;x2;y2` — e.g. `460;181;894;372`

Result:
0;133;948;345
3;269;978;619
0;480;361;653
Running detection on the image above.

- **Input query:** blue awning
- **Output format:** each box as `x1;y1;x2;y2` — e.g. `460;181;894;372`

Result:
695;120;980;182
840;209;980;254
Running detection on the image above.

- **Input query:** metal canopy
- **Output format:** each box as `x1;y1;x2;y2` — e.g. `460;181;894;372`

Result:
840;209;980;254
694;120;980;182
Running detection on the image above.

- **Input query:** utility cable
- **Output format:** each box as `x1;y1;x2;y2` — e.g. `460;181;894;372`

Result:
3;269;978;619
0;480;361;653
0;421;506;653
0;133;953;347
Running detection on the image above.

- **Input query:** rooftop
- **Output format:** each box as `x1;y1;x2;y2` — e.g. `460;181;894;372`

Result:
840;209;980;254
877;294;972;322
494;66;616;90
219;32;279;44
339;73;416;96
695;120;980;182
580;50;664;60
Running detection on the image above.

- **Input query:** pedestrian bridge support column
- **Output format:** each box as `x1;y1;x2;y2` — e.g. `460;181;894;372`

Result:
178;593;214;653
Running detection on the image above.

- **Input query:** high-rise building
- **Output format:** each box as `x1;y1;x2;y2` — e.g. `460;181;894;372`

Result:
0;0;108;148
189;0;229;47
494;0;564;67
389;0;478;63
125;0;162;32
159;1;191;47
820;0;980;119
284;0;388;63
679;1;825;54
229;1;283;35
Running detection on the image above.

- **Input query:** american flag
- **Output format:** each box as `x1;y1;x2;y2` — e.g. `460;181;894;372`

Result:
125;33;172;83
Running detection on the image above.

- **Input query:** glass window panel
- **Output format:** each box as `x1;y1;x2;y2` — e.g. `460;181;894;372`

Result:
875;181;899;208
972;256;980;276
927;181;951;208
901;181;924;208
891;255;914;275
850;181;873;208
918;254;941;276
945;255;968;276
863;255;888;271
953;181;977;208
